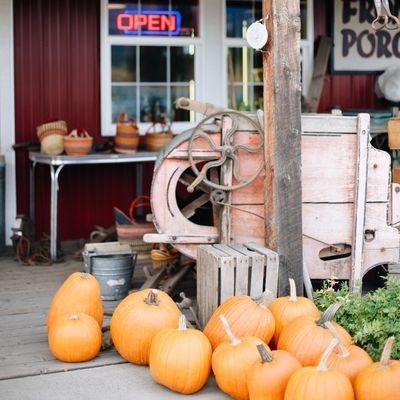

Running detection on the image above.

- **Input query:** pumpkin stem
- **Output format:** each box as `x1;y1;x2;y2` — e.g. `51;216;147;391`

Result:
316;338;339;372
288;278;297;302
258;290;273;308
325;321;350;358
380;337;395;367
316;302;343;327
178;314;187;331
144;289;160;306
257;344;273;363
80;273;90;279
219;315;241;346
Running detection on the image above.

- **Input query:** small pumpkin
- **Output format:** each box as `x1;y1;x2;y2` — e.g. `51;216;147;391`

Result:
354;337;400;399
212;315;268;400
284;338;354;400
247;344;301;400
48;313;102;362
204;293;275;350
110;289;180;365
323;321;372;383
268;278;320;345
149;314;212;394
47;272;103;330
278;303;351;366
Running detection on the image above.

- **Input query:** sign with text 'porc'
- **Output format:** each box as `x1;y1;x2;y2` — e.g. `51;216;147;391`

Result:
333;0;400;73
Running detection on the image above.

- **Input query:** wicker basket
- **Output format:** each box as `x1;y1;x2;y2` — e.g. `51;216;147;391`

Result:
64;129;93;156
388;118;400;150
37;120;68;155
145;122;174;152
115;112;140;154
151;245;180;270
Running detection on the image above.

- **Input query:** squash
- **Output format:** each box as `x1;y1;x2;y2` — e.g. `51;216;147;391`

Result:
149;314;212;394
278;303;351;366
204;294;275;350
110;289;180;365
47;272;103;330
354;337;400;399
247;344;301;400
48;313;102;362
284;338;354;400
212;315;268;400
268;279;320;345
323;321;372;383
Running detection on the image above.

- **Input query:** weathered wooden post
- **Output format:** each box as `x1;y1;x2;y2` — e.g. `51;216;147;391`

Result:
263;0;304;295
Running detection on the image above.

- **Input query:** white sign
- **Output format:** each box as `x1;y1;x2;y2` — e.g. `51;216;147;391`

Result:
333;0;400;72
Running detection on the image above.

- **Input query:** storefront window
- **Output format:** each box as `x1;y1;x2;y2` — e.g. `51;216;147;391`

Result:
226;0;262;38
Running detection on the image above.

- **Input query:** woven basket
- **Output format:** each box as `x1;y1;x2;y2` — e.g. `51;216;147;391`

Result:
37;120;68;155
115;113;140;154
151;245;179;270
64;129;93;156
145;122;174;152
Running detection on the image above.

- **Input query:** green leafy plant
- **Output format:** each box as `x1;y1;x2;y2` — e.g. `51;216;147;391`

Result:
313;277;400;361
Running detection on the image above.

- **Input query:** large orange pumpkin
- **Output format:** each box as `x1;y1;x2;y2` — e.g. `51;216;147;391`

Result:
149;314;212;394
47;272;103;330
48;313;102;362
212;315;268;400
278;303;351;366
354;337;400;399
284;339;354;400
204;294;275;350
323;322;372;383
268;279;320;345
111;289;180;365
247;344;301;400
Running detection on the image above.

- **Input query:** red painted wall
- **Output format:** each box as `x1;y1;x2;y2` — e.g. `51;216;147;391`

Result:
14;0;151;240
314;1;384;112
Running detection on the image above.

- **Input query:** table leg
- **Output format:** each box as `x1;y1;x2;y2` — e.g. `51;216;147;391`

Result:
135;163;144;218
29;161;37;227
50;165;64;260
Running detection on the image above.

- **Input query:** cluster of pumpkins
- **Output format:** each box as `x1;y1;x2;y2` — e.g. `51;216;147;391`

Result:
47;273;400;400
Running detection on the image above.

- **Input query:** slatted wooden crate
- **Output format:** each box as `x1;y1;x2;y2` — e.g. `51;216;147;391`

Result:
197;243;279;327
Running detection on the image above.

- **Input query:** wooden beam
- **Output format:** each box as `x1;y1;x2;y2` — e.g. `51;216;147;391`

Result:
263;0;304;295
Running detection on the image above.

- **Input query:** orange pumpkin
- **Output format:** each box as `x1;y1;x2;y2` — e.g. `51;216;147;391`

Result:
110;289;180;365
278;303;351;366
212;315;268;400
48;313;102;362
268;279;320;345
354;337;400;399
204;294;275;350
323;321;372;383
247;344;301;400
149;314;212;394
47;272;103;330
284;339;354;400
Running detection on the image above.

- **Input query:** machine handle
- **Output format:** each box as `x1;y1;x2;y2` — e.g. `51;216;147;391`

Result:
176;97;227;117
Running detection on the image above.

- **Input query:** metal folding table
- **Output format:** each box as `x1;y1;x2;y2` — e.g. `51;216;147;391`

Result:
29;152;158;260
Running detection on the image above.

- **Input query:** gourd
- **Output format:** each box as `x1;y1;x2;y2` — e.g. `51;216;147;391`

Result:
247;344;301;400
48;313;102;362
149;314;212;394
212;315;267;400
110;289;180;365
278;303;351;366
354;337;400;399
204;294;275;350
268;279;320;345
284;339;354;400
47;272;103;330
323;321;372;383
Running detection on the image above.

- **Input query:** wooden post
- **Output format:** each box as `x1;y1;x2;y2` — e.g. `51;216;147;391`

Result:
263;0;304;295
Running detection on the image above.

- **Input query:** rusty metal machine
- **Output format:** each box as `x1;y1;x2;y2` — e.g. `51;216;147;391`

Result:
144;98;400;291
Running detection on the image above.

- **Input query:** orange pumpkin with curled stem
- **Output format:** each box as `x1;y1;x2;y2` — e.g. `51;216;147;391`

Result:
284;338;354;400
278;303;351;366
212;315;268;400
354;337;400;400
323;321;372;383
149;314;212;394
268;278;320;345
247;344;301;400
204;293;275;350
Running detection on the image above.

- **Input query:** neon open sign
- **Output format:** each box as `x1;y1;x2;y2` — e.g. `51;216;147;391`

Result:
116;10;181;36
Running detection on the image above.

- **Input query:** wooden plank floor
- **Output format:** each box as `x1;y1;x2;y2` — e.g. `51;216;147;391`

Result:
0;256;146;380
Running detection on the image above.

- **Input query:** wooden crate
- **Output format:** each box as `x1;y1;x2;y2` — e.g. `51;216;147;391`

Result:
197;243;279;327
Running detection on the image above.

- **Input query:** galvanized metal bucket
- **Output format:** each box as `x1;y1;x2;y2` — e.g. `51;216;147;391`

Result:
83;242;137;301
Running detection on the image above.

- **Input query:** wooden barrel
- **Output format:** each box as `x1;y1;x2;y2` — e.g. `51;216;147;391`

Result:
115;113;140;154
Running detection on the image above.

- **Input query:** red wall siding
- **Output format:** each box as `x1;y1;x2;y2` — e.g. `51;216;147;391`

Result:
14;0;150;240
314;1;384;112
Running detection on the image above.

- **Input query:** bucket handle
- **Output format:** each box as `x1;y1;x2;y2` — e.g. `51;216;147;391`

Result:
129;195;152;223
